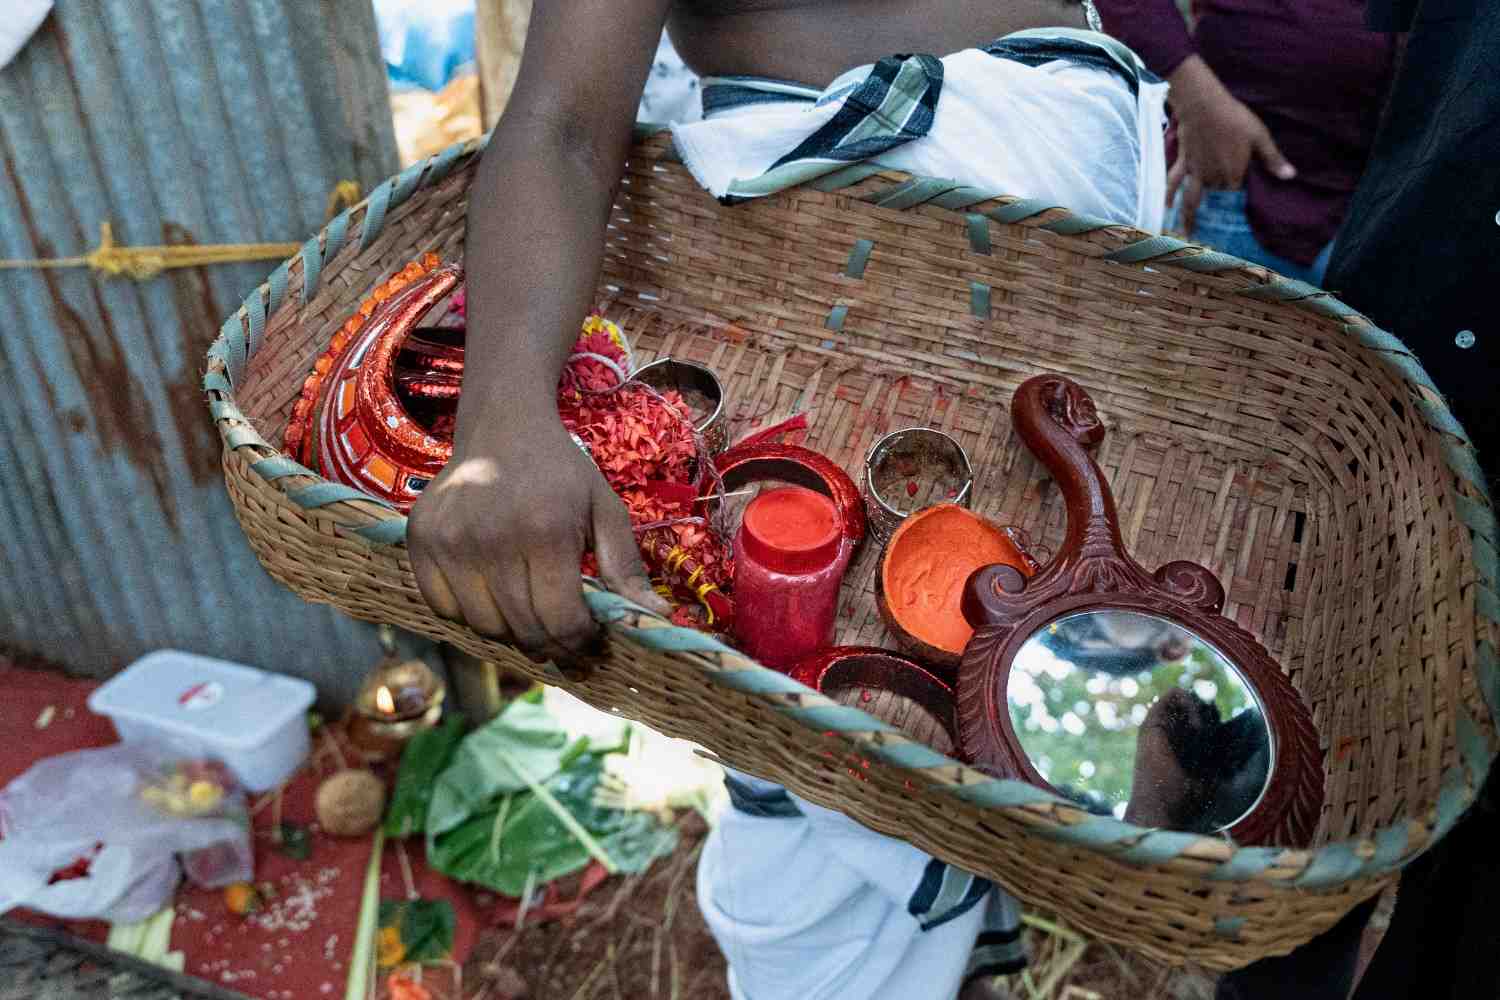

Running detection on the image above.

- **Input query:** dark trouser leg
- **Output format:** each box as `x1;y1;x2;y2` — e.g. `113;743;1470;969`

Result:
1215;896;1377;1000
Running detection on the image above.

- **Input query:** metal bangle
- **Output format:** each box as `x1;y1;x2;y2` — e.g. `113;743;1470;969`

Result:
633;358;728;455
862;427;975;544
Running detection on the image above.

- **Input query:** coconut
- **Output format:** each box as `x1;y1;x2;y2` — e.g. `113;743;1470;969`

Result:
315;769;387;837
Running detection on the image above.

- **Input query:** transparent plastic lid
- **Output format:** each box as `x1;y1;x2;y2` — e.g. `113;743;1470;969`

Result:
87;650;316;750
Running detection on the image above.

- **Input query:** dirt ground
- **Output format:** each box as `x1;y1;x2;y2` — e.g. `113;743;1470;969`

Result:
463;812;731;1000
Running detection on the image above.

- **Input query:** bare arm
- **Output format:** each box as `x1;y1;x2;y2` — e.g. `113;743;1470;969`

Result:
1095;0;1295;235
409;0;673;670
1164;55;1295;237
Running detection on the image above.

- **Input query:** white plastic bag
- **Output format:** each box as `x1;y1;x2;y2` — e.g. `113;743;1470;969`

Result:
0;745;253;923
0;0;51;73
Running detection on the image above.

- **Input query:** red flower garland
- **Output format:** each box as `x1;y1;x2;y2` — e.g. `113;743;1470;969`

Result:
559;352;733;616
283;264;732;626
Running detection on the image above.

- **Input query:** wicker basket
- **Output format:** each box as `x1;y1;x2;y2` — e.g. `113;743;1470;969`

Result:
205;131;1498;970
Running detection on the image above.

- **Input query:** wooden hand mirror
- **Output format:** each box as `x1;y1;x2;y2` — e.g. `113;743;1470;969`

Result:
957;375;1323;846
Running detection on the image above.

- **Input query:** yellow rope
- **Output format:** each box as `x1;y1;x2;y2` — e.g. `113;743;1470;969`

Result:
324;179;363;221
0;181;363;282
695;582;720;625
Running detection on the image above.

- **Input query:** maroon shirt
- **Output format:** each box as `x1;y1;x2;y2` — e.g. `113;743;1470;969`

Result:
1096;0;1399;265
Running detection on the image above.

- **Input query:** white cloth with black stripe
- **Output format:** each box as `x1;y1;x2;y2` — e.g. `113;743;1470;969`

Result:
698;770;1024;999
669;27;1168;233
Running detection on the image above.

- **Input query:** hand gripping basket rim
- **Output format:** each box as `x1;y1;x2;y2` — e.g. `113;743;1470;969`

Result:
203;127;1500;960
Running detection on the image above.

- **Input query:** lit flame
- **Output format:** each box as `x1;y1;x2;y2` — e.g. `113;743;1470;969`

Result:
375;685;395;715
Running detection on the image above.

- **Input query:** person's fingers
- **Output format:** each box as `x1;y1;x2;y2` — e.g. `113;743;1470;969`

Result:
486;554;552;664
449;566;511;640
407;501;463;621
1165;156;1188;213
591;483;671;615
1179;174;1204;240
1252;128;1297;181
410;545;463;622
410;503;507;637
525;531;604;671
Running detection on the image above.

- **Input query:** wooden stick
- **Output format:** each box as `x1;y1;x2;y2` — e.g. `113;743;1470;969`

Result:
1099;942;1141;987
344;830;386;1000
395;837;419;901
567;953;610;1000
607;941;624;1000
516;866;539;932
1032;939;1089;1000
650;926;663;997
1023;913;1086;945
323;726;350;772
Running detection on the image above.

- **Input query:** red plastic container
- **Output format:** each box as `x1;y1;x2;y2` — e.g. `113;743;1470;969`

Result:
732;486;854;670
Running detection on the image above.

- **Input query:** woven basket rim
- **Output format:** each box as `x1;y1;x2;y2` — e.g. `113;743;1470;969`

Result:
203;129;1499;893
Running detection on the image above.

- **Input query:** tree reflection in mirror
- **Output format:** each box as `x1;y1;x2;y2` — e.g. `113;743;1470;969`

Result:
1007;609;1272;834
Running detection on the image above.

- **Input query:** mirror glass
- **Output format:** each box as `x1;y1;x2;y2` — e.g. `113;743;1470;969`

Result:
1007;610;1272;833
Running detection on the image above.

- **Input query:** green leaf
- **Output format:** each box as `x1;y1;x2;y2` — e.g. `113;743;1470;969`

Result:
598;812;681;876
425;699;571;844
428;751;678;896
278;821;312;860
384;715;466;837
377;899;455;966
424;699;676;896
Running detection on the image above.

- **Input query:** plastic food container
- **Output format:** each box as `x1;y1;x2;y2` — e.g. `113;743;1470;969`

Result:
87;650;316;792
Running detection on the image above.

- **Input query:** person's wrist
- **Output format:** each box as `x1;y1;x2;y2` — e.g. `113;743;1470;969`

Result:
1166;55;1229;121
453;389;565;459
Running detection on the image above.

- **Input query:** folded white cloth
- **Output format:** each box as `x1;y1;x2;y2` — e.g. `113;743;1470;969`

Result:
0;0;52;72
671;29;1168;232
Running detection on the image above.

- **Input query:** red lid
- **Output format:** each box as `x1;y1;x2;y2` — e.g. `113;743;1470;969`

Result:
740;486;842;575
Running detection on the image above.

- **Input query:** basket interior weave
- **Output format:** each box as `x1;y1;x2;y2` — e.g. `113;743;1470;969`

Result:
218;136;1498;966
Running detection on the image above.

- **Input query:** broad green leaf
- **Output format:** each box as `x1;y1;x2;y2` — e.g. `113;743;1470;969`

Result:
428;751;678;896
425;699;571;843
384;715;466;837
377;898;455;966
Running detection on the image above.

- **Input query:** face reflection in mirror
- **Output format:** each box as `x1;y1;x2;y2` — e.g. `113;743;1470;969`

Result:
1007;610;1273;834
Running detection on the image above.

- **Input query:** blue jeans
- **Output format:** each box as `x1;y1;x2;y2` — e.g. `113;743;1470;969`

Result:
1167;188;1333;287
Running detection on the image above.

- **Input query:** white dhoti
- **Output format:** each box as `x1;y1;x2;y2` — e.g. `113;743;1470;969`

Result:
698;771;1026;1000
671;28;1168;233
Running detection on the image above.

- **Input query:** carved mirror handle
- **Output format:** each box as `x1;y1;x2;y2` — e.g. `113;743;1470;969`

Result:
956;376;1324;847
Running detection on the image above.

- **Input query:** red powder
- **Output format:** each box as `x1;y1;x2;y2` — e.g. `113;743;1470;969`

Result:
741;487;839;559
882;504;1031;655
733;487;852;669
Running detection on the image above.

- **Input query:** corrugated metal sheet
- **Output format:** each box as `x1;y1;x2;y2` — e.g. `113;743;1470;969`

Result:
0;0;410;702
